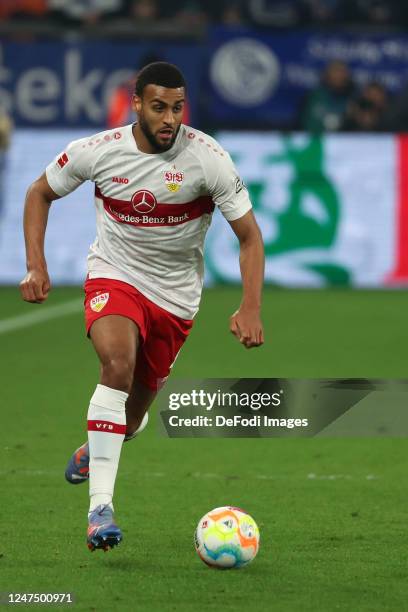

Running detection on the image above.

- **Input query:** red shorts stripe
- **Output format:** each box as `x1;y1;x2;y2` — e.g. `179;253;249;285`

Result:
87;420;127;434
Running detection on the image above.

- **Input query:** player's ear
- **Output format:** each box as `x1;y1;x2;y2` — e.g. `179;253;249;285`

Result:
132;94;142;114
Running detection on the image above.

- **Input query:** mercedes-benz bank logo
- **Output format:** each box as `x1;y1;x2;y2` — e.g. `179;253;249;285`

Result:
210;38;280;107
131;190;157;213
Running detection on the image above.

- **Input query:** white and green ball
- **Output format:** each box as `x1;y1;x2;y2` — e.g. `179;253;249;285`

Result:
194;506;260;569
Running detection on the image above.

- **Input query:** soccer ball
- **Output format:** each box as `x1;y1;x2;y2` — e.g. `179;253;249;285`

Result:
194;506;260;569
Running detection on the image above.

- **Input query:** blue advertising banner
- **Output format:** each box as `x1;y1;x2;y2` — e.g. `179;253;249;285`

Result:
207;27;408;127
0;41;204;127
2;30;408;128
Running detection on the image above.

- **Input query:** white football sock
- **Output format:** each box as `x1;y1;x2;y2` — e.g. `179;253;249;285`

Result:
87;384;128;513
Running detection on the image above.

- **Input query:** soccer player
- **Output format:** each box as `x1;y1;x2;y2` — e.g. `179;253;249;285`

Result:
19;62;264;552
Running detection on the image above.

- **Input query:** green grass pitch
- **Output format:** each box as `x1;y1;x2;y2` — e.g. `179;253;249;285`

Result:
1;286;407;611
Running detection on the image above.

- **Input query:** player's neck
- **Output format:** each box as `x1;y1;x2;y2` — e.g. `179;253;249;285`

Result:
132;123;157;154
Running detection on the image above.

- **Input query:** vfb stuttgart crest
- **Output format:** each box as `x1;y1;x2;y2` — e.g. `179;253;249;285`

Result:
132;190;157;213
90;292;110;312
164;169;184;193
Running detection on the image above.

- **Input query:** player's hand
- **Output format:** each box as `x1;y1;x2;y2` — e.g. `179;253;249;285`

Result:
230;307;264;349
19;268;51;303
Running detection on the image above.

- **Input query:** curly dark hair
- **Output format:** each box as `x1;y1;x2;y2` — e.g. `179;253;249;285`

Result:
134;62;186;97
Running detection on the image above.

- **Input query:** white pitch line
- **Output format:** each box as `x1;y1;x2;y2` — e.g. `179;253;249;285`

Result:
0;298;83;335
0;469;379;481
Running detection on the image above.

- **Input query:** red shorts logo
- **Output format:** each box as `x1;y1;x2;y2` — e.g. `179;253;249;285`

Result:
90;292;109;312
132;190;157;213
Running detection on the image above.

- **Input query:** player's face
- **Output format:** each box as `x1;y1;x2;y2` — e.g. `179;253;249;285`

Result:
132;85;185;152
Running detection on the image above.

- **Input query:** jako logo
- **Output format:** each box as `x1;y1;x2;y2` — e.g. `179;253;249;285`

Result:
96;422;114;430
112;177;129;184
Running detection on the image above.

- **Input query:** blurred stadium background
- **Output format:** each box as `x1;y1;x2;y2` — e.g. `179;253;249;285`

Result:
1;3;408;610
2;1;408;288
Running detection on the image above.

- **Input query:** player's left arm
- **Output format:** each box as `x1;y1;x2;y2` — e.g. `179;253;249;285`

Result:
229;210;265;349
202;139;264;348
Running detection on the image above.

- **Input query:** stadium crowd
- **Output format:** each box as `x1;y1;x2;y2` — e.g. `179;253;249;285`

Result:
1;0;408;28
297;55;408;132
2;1;408;132
299;61;400;132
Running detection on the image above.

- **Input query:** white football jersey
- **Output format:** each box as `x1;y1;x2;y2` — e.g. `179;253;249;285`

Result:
46;123;252;319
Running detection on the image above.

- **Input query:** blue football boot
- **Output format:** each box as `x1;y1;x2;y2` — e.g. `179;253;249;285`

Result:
87;504;123;552
65;442;89;484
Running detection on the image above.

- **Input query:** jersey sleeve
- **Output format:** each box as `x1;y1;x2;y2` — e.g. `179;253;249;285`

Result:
204;147;252;222
45;137;93;197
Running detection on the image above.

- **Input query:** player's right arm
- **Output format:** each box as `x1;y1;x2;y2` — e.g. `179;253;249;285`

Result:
20;174;61;303
20;136;93;303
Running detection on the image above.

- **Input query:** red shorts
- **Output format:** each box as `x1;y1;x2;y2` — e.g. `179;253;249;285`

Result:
84;278;193;391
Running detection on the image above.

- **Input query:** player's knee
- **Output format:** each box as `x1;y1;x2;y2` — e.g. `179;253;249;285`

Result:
100;356;135;393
